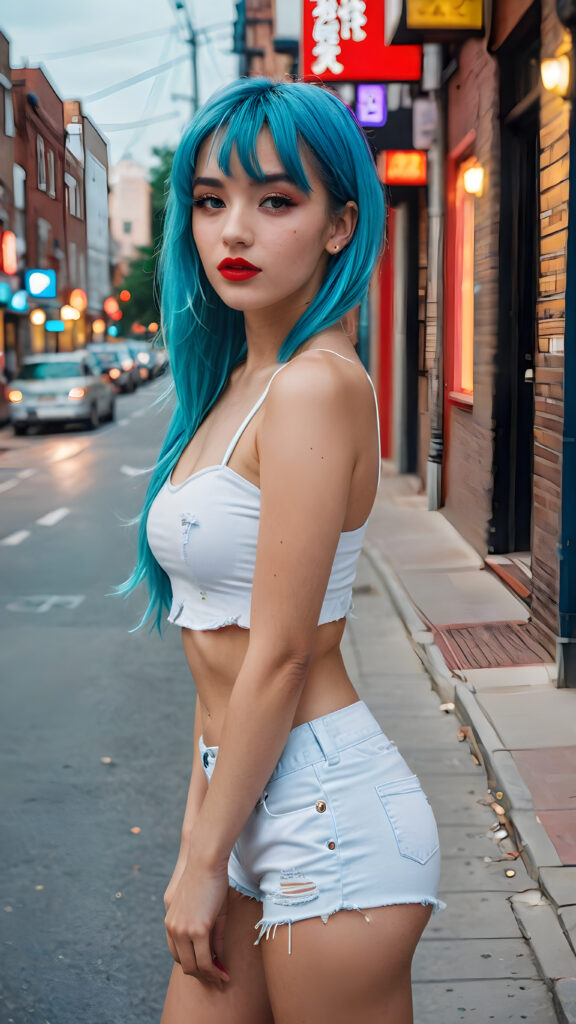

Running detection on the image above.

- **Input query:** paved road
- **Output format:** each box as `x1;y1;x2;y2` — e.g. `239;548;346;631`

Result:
0;376;559;1022
0;377;189;1022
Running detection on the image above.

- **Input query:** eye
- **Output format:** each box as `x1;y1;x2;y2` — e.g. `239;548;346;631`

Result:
192;195;225;209
260;194;296;210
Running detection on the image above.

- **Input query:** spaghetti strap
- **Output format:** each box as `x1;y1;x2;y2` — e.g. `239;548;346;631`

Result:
221;363;289;465
313;349;382;488
222;349;381;488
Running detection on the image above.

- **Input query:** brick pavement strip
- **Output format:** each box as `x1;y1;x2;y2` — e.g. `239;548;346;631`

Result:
355;546;576;1023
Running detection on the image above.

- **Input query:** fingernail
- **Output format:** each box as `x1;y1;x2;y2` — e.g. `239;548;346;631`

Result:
213;955;229;977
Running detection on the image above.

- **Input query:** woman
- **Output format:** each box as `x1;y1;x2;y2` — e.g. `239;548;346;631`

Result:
119;77;446;1023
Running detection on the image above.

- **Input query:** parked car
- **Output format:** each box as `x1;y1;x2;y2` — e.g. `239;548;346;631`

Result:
125;339;167;381
7;351;116;435
87;341;140;393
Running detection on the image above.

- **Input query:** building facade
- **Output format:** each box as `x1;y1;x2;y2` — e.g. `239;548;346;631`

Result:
108;159;151;287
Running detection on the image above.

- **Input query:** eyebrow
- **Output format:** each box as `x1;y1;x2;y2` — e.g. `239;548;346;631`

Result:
192;173;297;188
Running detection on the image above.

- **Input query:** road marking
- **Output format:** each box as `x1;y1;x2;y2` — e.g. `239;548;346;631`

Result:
6;595;85;613
132;409;146;418
17;468;37;479
0;478;19;494
118;418;130;426
36;507;70;527
120;464;149;477
0;530;31;546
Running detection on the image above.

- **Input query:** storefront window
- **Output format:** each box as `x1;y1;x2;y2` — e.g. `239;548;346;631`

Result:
453;162;475;397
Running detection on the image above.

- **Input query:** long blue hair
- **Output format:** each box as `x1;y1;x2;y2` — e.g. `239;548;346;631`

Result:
112;76;386;636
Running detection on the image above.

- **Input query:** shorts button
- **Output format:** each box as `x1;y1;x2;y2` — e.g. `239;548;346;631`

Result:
327;840;336;850
315;800;327;813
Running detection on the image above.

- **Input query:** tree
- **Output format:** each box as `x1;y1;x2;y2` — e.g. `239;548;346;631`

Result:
116;146;174;336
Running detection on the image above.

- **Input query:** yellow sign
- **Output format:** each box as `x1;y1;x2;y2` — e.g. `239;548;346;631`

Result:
406;0;483;31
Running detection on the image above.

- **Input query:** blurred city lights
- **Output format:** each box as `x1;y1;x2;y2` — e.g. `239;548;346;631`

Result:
119;289;131;302
92;319;106;334
30;309;46;326
148;321;159;332
0;230;17;275
103;296;120;315
69;288;88;311
108;326;119;337
61;304;81;321
45;320;65;332
111;310;123;321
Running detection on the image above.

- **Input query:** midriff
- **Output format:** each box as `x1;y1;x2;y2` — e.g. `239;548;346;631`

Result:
181;618;360;747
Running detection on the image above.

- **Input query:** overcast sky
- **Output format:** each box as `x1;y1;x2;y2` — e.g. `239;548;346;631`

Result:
2;0;239;171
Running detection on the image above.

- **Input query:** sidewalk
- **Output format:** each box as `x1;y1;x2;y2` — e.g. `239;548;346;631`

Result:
354;464;576;1023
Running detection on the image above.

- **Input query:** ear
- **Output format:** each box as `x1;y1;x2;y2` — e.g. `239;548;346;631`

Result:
325;200;359;256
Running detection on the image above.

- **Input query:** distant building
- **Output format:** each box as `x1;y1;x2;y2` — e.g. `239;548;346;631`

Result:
108;159;151;287
234;0;299;79
0;32;16;378
63;102;112;318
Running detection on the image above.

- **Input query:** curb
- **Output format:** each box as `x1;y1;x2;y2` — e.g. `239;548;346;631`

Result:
363;538;576;1019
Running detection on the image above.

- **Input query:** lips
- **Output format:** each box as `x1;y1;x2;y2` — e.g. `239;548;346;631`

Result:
217;258;262;281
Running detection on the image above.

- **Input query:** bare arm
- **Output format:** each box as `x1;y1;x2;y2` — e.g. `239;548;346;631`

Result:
181;694;208;843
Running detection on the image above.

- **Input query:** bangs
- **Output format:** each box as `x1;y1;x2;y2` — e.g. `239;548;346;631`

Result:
208;94;313;195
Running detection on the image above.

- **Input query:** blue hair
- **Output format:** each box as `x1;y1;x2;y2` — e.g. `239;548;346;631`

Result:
112;76;386;636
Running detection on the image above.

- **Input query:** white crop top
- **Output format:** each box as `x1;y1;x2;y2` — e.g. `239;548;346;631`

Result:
146;350;381;631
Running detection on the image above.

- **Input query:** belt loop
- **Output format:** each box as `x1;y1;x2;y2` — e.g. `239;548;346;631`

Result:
309;718;341;766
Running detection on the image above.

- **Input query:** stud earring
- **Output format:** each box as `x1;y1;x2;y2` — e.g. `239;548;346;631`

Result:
333;244;340;252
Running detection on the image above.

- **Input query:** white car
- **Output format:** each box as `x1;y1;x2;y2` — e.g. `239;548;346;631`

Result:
7;351;116;435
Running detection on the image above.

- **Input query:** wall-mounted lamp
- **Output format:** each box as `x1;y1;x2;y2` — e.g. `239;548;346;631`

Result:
541;55;571;97
463;165;484;197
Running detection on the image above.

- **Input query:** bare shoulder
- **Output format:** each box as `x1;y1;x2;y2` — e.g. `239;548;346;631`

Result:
266;343;369;416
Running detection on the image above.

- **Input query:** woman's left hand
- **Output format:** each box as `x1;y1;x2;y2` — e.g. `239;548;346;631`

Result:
164;847;231;985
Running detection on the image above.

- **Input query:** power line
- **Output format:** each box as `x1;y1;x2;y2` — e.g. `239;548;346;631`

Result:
100;112;181;131
83;55;189;103
28;26;179;61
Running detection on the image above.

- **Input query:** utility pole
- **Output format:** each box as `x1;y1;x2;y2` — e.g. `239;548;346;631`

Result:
171;0;199;116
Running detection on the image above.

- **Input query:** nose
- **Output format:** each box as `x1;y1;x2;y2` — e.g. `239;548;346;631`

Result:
220;202;254;248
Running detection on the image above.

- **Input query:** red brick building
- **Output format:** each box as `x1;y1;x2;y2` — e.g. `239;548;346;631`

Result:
411;0;570;666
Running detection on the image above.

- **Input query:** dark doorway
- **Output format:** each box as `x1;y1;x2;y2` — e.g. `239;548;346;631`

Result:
491;10;540;556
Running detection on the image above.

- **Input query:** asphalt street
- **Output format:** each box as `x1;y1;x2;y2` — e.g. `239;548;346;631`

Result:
0;374;560;1023
0;376;190;1023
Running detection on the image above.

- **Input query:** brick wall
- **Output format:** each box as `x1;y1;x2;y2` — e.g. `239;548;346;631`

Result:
441;39;500;556
532;0;571;649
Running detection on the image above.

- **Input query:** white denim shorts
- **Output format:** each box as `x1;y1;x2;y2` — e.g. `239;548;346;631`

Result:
199;700;447;952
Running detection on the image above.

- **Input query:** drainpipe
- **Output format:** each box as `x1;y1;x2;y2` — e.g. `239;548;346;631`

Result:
424;44;446;511
556;0;576;686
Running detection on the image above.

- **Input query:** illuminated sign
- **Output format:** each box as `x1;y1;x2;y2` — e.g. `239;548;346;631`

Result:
25;269;57;299
45;320;65;332
356;84;387;126
406;0;482;31
385;0;484;43
10;290;28;312
302;0;421;81
1;231;17;275
378;149;427;185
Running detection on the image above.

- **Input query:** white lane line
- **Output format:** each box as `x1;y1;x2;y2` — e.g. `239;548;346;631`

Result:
17;468;37;479
118;418;130;426
36;507;70;527
0;478;19;494
0;530;31;546
120;464;149;477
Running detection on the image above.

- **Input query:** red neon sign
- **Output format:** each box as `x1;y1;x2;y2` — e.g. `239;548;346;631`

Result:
301;0;421;82
378;150;427;186
0;231;17;275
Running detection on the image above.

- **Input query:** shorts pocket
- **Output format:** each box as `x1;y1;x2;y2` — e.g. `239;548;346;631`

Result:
375;774;440;865
259;770;320;819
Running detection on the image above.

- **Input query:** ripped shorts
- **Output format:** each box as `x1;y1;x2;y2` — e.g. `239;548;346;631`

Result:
199;699;447;953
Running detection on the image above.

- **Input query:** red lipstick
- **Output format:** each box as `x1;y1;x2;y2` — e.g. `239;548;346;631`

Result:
218;258;262;281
